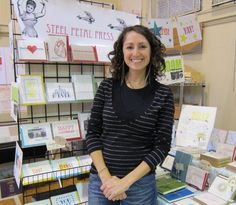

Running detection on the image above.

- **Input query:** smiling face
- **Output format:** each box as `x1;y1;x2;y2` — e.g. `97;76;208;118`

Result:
122;31;151;74
26;4;35;13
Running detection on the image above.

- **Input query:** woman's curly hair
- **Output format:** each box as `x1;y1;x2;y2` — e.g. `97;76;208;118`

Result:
108;25;166;83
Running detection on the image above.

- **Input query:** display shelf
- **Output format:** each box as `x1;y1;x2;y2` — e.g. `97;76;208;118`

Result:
8;0;114;203
170;81;206;112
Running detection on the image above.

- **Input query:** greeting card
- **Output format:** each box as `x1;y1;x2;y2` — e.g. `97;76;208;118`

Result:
207;128;227;151
171;151;193;182
17;39;47;61
18;75;46;105
158;55;185;85
176;14;202;46
50;191;80;205
51;156;80;179
77;155;92;174
148;18;174;48
47;35;68;62
22;160;54;186
25;199;51;205
76;182;88;203
45;82;75;103
176;105;217;149
20;122;53;148
70;44;98;62
72;75;95;101
51;120;81;141
185;165;209;191
77;112;91;139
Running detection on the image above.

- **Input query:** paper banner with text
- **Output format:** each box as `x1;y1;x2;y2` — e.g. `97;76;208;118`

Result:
176;14;202;46
148;18;174;48
12;0;139;46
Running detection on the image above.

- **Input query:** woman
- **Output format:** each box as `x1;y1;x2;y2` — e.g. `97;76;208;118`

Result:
17;0;46;38
85;25;174;205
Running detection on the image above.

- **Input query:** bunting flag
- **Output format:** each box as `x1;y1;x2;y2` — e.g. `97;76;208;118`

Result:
148;18;174;48
176;14;202;46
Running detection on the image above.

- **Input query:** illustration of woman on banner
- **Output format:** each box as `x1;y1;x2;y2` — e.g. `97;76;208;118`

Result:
17;0;46;38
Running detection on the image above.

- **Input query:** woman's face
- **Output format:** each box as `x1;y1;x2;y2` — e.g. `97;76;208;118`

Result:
26;4;35;13
122;31;151;73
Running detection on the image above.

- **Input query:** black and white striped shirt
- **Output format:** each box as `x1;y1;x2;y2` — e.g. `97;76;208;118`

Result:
85;78;174;177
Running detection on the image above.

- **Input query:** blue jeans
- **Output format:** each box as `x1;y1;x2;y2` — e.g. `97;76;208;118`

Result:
88;173;157;205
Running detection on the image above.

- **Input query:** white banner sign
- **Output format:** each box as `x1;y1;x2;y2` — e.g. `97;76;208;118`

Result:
12;0;140;46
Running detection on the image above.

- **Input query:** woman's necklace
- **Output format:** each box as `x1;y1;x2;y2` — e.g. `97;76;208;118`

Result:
125;77;146;89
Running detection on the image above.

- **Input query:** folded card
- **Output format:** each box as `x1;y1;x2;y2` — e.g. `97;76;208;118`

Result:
17;39;47;61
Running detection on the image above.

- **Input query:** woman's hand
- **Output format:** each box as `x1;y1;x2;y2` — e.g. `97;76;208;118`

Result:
101;176;129;201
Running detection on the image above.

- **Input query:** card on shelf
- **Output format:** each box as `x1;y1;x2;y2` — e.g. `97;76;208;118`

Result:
47;35;68;62
22;160;54;186
193;175;236;205
50;191;80;205
77;154;92;174
173;198;201;205
161;154;175;171
77;112;91;139
156;176;187;195
171;151;193;182
208;175;236;201
17;39;47;61
76;181;88;203
185;165;209;191
226;130;236;145
25;199;51;205
176;105;217;150
51;120;81;141
51;156;80;179
159;187;194;203
20;122;53;148
45;82;75;103
72;74;95;101
70;44;98;62
216;142;236;161
200;152;231;167
18;75;46;105
207;128;227;151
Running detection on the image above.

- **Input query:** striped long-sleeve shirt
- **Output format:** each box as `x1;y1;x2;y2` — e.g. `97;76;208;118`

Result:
85;78;174;177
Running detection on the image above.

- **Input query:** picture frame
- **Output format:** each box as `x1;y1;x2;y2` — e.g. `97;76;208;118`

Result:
20;122;53;148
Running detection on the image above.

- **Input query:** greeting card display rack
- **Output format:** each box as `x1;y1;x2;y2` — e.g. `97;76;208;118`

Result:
9;0;113;204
